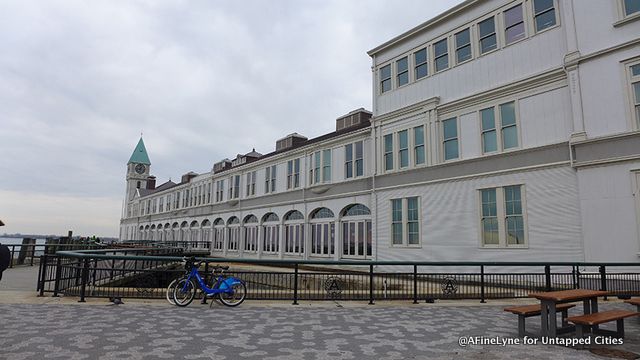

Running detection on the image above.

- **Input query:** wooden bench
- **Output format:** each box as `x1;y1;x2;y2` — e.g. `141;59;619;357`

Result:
504;303;575;337
568;310;639;338
624;298;640;323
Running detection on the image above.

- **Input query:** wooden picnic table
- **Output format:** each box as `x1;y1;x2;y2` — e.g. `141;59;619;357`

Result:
528;289;608;337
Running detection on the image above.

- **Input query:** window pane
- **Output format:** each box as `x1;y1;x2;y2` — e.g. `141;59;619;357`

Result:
505;23;525;44
435;55;448;72
534;0;554;14
415;48;427;65
384;134;393;152
392;224;403;244
323;150;331;166
483;130;497;153
434;39;447;57
414;126;424;145
392;199;402;221
632;64;640;76
346;162;353;178
625;0;640;15
480;35;497;54
481;107;495;130
416;64;428;79
407;197;418;220
481;189;497;216
407;222;419;245
457;45;471;63
535;9;556;31
399;130;408;148
444;139;459;160
381;79;391;93
504;4;523;27
345;144;353;160
400;150;408;168
502;126;518;149
500;102;516;126
504;185;522;215
443;118;457;139
356;159;363;176
415;146;425;165
397;57;408;72
506;216;525;245
482;218;499;245
634;82;640;104
479;17;495;38
398;72;408;86
385;154;393;171
355;141;363;158
455;29;470;47
380;64;391;79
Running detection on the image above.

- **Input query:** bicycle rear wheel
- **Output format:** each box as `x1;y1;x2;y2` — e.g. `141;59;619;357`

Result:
218;280;246;307
173;279;196;307
166;278;180;305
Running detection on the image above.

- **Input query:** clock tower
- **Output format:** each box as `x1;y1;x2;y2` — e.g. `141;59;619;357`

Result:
125;137;151;202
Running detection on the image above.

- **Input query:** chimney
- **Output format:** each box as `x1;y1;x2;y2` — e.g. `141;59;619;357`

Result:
336;108;372;131
146;176;156;190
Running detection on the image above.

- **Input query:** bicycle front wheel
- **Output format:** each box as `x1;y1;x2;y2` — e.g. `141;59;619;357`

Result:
218;280;246;307
173;279;196;307
166;278;180;305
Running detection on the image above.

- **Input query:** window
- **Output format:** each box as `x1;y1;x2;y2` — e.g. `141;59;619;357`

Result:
442;117;459;160
533;0;556;32
265;165;276;193
227;217;240;251
345;141;364;179
207;183;211;203
455;28;471;64
414;48;428;80
478;17;497;54
504;4;525;44
311;151;321;184
243;215;258;252
215;180;224;202
380;64;392;93
310;207;335;256
434;38;448;72
479;185;526;247
284;211;304;255
391;197;420;246
159;197;164;212
630;63;640;127
228;175;240;200
384;134;394;171
414;126;425;166
481;107;498;153
623;0;640;16
396;57;408;87
322;149;331;182
287;159;300;189
481;101;518;153
262;213;280;254
246;171;256;197
500;102;518;149
341;205;372;258
175;191;180;209
398;130;409;168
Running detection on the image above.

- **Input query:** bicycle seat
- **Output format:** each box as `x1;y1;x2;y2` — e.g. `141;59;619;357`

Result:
212;265;229;271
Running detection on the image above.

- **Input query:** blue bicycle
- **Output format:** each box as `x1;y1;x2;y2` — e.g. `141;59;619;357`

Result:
173;257;246;307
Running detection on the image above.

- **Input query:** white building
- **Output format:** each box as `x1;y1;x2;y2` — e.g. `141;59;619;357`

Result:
120;0;640;263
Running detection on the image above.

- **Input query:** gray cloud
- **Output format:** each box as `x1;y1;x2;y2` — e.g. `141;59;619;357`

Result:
0;0;462;236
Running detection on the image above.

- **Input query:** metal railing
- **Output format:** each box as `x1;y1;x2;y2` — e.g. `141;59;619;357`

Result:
36;246;640;303
5;243;106;268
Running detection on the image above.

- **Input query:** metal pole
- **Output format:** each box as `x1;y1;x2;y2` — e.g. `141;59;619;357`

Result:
293;264;299;305
53;256;62;297
413;265;418;304
480;265;486;303
79;258;89;302
37;255;46;295
545;265;551;291
369;265;374;305
9;245;15;268
599;265;608;300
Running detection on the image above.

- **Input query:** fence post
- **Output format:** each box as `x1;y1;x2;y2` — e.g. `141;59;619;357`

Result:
369;265;374;305
53;256;62;297
480;265;486;303
293;264;299;305
572;266;577;289
30;245;35;266
9;245;15;268
37;255;47;296
599;265;608;300
545;265;551;291
79;258;89;303
413;265;418;304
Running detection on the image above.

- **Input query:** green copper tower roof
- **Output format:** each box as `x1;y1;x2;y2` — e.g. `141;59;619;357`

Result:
128;138;151;165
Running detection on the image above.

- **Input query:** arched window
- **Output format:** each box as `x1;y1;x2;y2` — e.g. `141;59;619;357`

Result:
243;215;258;253
180;221;188;242
190;221;200;245
150;225;156;241
284;210;304;255
227;216;240;251
201;219;211;245
309;207;335;256
171;222;179;242
212;218;224;251
340;204;372;258
262;213;280;254
164;223;171;242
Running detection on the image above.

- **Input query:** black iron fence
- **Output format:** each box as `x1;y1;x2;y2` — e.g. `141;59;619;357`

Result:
36;246;640;303
5;243;106;268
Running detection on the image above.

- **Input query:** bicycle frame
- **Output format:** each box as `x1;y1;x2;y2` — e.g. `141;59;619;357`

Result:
182;266;243;296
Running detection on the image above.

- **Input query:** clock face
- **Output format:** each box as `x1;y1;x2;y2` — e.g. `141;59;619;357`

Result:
135;164;146;174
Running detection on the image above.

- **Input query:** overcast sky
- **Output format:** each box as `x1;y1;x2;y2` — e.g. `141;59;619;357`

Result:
0;0;462;237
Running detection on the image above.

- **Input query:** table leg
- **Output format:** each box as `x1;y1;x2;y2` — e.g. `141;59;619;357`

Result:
540;300;549;337
583;299;591;314
591;298;599;332
548;302;557;337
